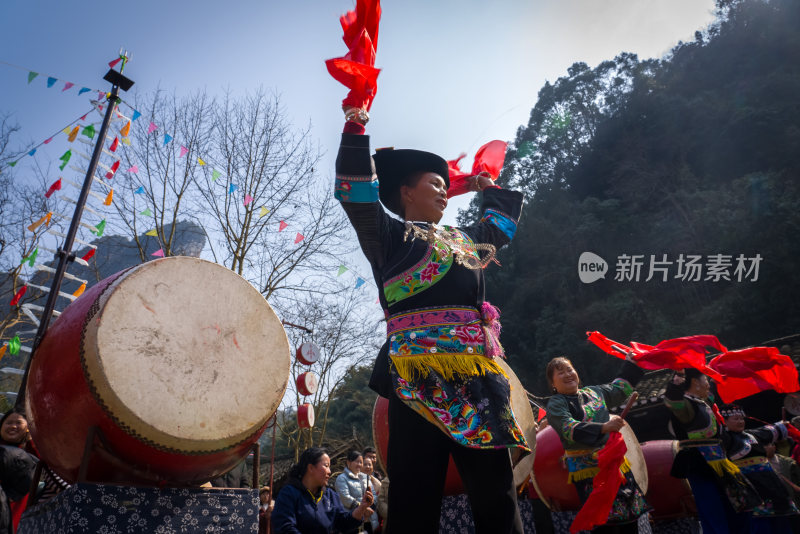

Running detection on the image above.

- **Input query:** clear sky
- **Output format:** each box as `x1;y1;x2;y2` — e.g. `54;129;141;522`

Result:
1;0;717;224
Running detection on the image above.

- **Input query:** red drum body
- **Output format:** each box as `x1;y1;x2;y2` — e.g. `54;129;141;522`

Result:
372;359;537;495
532;425;647;511
640;440;696;519
27;257;290;485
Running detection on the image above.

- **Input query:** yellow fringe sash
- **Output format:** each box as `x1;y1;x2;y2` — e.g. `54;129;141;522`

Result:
707;457;743;478
565;454;631;484
390;353;508;383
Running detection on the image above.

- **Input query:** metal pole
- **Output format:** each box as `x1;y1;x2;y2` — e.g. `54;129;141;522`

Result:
15;68;132;412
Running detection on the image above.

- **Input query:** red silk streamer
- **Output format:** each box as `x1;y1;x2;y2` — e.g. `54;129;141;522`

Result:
325;0;382;111
786;423;800;443
586;331;725;381
447;141;508;198
570;432;628;533
711;403;726;427
44;178;62;199
708;347;800;403
9;286;27;306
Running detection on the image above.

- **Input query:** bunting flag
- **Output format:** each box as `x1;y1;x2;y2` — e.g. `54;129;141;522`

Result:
9;286;27;306
134;186;145;194
121;137;131;146
81;249;96;261
212;169;221;181
198;158;206;166
81;124;96;139
43;137;53;144
105;160;120;179
0;346;6;361
78;87;91;95
132;110;141;121
7;335;20;356
147;122;158;134
103;190;114;206
28;148;36;157
44;178;62;198
708;347;800;403
259;207;269;217
243;194;253;206
109;137;119;152
58;150;72;170
67;126;79;142
21;248;38;267
145;229;158;236
294;233;305;244
229;183;238;194
140;208;152;216
163;134;172;145
337;265;348;276
62;82;74;92
127;165;139;174
179;146;188;158
278;220;288;232
355;277;366;289
93;219;106;237
7;161;17;167
72;283;87;298
152;249;165;257
27;212;52;231
46;77;57;88
27;72;38;84
108;57;122;69
120;120;131;137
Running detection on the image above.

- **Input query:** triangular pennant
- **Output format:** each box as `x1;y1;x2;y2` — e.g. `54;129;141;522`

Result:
147;122;158;134
7;335;21;356
59;150;72;170
355;277;366;289
45;178;62;199
132;110;142;121
27;72;39;84
108;57;122;69
72;283;86;298
212;169;221;181
67;126;79;142
93;219;106;237
109;137;119;152
127;165;138;174
10;286;27;306
278;220;288;232
243;194;253;206
104;189;114;206
294;233;305;244
78;87;90;95
27;212;53;231
134;186;145;194
120;120;131;137
62;82;75;92
140;208;152;216
259;207;269;218
7;161;17;167
28;148;36;157
121;137;131;145
198;158;206;166
43;137;53;144
81;124;96;139
179;146;188;158
81;249;96;261
145;229;158;237
105;160;120;179
229;183;238;194
163;134;172;145
46;77;57;88
337;265;348;276
151;248;165;257
21;248;39;267
0;345;6;361
80;113;88;121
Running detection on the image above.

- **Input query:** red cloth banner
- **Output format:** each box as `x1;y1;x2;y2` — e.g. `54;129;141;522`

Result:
447;141;508;198
570;431;627;533
708;347;800;403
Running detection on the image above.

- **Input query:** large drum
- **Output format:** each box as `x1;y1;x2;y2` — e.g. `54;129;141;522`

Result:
531;424;648;510
26;257;290;485
640;440;696;519
372;358;537;495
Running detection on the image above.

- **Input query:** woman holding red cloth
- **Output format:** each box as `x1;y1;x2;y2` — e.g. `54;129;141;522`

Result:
544;356;649;533
334;106;529;532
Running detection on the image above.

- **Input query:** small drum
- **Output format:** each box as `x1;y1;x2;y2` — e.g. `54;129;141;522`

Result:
640;440;696;519
372;358;537;495
532;424;648;510
27;257;290;485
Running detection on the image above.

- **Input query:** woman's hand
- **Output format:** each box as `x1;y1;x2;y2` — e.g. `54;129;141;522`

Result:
671;372;686;386
601;415;625;434
353;489;375;520
467;172;494;192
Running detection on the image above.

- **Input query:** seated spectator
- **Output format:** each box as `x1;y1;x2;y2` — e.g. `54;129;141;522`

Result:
334;451;373;533
272;447;373;534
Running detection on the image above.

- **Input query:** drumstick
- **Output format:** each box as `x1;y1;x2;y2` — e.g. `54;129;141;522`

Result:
620;392;639;420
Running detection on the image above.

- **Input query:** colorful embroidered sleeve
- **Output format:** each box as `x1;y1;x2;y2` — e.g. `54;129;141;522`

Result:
592;361;643;409
749;422;789;445
663;381;696;424
546;393;605;449
335;133;402;270
461;188;523;249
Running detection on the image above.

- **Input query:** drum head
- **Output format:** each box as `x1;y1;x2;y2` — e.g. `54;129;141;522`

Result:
82;257;290;453
496;359;538;489
621;424;648;493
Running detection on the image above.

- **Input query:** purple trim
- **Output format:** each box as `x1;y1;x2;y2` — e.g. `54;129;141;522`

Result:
386;306;480;335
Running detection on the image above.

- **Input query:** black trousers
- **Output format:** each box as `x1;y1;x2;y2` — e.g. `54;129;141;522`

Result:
385;394;523;534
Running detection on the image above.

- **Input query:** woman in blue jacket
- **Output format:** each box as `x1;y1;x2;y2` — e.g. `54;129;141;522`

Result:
273;447;374;534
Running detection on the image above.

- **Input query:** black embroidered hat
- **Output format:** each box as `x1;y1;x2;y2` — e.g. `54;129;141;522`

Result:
372;148;449;216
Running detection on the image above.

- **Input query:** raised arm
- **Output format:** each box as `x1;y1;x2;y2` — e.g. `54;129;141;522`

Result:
459;185;524;251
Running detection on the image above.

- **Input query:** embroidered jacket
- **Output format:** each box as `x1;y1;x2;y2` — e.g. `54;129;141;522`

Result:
335;132;528;451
